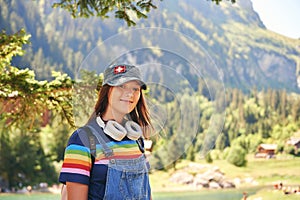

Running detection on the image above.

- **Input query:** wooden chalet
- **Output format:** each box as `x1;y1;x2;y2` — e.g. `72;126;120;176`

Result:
286;137;300;154
255;144;277;158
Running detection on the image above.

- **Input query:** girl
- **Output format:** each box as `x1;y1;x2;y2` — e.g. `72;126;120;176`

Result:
59;64;152;200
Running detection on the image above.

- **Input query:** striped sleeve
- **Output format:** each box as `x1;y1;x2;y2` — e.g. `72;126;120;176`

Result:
59;131;92;185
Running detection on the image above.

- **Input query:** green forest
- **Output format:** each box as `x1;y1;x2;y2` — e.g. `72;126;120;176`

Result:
1;0;300;191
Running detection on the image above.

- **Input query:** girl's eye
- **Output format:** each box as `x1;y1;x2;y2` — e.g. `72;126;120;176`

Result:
133;87;140;92
118;85;140;92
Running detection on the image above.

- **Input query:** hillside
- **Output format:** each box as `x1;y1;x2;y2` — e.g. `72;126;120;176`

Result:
1;0;300;92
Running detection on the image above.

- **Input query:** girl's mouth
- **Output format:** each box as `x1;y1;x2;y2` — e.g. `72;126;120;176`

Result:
120;99;133;103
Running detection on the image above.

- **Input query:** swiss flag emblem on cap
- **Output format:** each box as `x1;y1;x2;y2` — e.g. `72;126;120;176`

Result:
114;65;126;74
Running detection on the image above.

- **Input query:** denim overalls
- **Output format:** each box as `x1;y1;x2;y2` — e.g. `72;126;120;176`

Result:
87;125;151;200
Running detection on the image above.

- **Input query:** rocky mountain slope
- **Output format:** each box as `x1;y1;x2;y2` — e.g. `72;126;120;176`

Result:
1;0;300;92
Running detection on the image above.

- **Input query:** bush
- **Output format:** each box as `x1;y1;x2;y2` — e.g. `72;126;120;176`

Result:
205;151;213;163
226;145;247;167
210;149;221;160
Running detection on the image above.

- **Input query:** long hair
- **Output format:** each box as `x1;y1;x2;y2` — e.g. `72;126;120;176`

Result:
92;85;152;138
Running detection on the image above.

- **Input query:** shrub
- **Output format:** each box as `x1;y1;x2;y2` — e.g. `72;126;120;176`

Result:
226;145;247;167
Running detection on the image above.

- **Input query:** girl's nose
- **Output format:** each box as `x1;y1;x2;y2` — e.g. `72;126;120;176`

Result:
125;89;134;96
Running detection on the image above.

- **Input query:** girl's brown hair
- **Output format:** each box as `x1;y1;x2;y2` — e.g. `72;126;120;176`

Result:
93;85;152;138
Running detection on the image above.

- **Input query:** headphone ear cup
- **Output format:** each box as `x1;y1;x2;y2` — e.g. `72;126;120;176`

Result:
96;116;105;128
104;121;127;141
125;121;142;140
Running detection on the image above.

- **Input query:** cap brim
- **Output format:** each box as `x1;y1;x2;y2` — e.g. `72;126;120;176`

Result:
105;77;147;90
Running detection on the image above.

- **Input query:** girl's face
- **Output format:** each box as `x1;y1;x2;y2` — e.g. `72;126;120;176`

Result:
107;80;141;120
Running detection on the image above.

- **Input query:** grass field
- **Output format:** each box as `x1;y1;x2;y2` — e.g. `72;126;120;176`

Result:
247;188;300;200
212;154;300;186
149;154;300;199
0;193;59;200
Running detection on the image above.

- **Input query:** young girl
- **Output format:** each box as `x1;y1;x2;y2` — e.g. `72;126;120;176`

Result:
59;64;152;200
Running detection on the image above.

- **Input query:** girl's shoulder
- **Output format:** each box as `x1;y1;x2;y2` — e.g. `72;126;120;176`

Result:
67;128;84;145
67;127;96;149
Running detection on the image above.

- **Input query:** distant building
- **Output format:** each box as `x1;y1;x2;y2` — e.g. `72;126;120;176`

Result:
286;137;300;154
255;144;277;158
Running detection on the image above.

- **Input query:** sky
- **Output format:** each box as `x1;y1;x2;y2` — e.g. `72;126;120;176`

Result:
251;0;300;39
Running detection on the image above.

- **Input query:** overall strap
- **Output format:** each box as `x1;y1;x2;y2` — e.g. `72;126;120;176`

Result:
136;137;145;153
82;126;97;158
86;125;114;158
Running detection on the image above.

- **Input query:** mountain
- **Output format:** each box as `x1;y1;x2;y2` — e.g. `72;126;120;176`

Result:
1;0;300;93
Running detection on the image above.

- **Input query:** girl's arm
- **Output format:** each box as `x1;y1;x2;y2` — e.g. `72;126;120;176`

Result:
66;182;88;200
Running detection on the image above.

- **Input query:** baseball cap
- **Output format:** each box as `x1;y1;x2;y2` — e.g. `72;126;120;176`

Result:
102;64;147;90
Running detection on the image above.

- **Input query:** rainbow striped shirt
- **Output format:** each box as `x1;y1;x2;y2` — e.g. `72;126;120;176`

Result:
59;120;145;199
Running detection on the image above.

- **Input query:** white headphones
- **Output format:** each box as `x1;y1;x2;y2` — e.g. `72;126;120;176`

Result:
96;116;143;141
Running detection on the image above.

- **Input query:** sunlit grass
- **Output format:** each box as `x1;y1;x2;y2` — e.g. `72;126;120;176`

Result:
0;193;60;200
200;155;300;185
248;188;300;200
149;155;300;199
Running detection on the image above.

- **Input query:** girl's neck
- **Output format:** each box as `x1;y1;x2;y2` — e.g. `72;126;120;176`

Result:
102;110;124;124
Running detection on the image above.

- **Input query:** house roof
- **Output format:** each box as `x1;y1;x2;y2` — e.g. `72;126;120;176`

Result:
258;144;277;150
286;137;300;145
